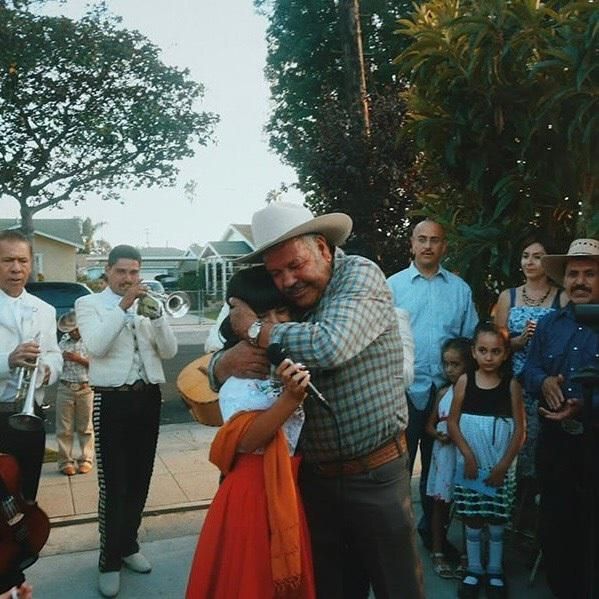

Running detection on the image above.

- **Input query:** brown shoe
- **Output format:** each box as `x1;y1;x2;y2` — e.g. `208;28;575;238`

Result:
78;463;93;474
62;464;77;476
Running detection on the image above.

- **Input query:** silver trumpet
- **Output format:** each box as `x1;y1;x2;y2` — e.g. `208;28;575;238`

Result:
137;290;191;319
10;357;44;432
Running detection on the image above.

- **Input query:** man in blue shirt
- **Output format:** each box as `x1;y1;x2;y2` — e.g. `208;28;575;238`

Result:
523;238;599;599
387;219;478;550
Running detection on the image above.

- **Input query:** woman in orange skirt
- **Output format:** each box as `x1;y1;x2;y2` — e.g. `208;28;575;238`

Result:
186;267;316;599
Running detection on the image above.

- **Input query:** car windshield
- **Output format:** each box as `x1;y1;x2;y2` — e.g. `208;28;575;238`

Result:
26;283;91;317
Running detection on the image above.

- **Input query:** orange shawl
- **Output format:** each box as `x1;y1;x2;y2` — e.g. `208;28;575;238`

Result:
209;411;302;596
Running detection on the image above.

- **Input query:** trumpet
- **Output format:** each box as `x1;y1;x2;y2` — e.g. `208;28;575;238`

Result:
137;290;191;319
9;358;44;432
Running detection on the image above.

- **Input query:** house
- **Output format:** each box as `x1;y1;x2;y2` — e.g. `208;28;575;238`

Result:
0;218;84;281
199;224;254;301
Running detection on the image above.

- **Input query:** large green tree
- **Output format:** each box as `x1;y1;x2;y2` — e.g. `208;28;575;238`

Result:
396;0;598;309
0;4;218;237
256;0;418;273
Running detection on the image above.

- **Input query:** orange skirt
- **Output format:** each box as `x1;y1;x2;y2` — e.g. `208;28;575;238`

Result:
186;453;316;599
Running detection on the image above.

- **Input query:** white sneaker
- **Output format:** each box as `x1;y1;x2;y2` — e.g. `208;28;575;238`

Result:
122;552;152;573
98;571;120;597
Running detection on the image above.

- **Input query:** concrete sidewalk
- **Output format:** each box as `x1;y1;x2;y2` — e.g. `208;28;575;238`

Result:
32;422;551;598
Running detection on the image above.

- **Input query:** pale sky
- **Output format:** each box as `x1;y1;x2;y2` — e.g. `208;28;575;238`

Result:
1;0;303;250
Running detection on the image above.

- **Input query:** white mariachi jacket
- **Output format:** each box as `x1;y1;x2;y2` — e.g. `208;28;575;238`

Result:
0;289;62;405
75;288;177;388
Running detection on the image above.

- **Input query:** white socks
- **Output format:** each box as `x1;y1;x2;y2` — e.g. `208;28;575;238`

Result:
465;526;484;576
487;524;505;586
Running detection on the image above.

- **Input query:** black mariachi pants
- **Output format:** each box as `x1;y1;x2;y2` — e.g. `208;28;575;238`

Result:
93;385;161;572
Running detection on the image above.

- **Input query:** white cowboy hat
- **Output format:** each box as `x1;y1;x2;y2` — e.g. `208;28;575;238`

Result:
237;202;353;263
542;238;599;284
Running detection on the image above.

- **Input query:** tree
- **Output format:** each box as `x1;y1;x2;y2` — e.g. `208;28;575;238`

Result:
255;0;418;273
0;4;218;237
396;0;597;310
80;216;106;254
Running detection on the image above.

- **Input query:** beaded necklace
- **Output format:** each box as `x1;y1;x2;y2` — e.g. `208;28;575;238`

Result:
522;285;552;307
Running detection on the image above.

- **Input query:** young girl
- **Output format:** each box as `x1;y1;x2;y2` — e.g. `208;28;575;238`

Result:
448;322;525;599
186;266;316;599
425;337;473;579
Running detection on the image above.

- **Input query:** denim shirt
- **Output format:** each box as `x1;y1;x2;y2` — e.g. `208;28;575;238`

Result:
522;304;599;417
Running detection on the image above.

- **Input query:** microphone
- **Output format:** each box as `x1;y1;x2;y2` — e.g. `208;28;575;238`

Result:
266;343;329;406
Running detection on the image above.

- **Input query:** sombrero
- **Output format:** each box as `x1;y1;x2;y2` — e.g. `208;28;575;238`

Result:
542;238;599;284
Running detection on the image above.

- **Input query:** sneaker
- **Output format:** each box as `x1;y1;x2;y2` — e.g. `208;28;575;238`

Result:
78;462;93;474
61;464;77;476
98;571;120;597
458;572;483;599
122;552;152;573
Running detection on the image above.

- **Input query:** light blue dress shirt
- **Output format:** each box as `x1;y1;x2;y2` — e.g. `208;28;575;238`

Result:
387;262;478;410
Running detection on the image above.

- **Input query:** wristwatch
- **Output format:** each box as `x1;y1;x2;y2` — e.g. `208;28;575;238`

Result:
247;319;263;346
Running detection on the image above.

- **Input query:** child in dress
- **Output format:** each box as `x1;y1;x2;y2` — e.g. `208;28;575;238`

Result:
425;337;473;579
186;266;316;599
448;322;525;599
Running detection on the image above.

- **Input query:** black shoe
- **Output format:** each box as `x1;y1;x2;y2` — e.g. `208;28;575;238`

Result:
458;572;483;599
486;573;508;598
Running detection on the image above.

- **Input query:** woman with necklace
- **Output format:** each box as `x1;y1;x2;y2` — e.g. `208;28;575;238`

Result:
494;235;564;529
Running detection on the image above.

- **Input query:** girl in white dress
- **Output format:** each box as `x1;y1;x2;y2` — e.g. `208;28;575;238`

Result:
425;337;473;578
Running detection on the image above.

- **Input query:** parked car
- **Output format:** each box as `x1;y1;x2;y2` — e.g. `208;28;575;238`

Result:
25;281;92;319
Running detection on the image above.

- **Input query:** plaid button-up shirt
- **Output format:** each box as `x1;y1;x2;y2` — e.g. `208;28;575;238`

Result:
58;334;89;383
269;249;408;463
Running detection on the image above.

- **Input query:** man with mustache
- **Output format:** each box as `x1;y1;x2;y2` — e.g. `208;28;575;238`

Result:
523;238;599;599
386;219;478;554
209;202;424;598
75;245;177;597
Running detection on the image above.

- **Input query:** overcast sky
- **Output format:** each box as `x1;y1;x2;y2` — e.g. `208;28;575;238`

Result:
1;0;303;250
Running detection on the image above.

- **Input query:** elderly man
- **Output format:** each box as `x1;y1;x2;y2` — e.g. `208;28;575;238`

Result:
210;202;424;599
523;238;599;599
0;229;62;595
386;219;478;550
76;245;177;598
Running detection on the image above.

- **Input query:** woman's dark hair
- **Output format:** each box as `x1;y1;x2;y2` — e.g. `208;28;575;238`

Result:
472;321;512;378
519;231;556;256
219;266;289;349
441;336;475;371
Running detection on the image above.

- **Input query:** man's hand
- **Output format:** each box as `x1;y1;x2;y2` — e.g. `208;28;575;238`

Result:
541;374;565;411
228;297;258;338
119;282;146;312
8;342;40;369
539;398;583;421
215;341;270;383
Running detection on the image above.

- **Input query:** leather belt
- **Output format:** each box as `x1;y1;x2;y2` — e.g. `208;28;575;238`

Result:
94;380;150;393
60;380;90;391
312;431;408;477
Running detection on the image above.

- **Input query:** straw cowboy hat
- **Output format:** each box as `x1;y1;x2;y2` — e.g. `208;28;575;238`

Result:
237;202;353;263
542;238;599;284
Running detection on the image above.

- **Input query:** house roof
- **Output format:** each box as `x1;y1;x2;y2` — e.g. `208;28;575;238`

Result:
230;224;254;244
0;218;84;249
199;240;253;259
138;246;186;258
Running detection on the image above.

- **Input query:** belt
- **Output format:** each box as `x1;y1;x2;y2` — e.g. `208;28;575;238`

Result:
60;380;90;391
312;431;408;477
0;402;17;414
94;380;150;393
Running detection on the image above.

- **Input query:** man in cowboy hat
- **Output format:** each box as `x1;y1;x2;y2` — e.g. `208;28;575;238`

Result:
209;202;424;598
55;310;94;476
522;237;599;599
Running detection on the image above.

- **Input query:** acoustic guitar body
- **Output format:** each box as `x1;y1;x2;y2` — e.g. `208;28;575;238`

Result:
177;354;223;427
0;453;50;575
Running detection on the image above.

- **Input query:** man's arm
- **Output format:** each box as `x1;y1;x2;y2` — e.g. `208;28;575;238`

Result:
148;317;178;360
461;285;479;338
75;296;129;357
38;305;62;385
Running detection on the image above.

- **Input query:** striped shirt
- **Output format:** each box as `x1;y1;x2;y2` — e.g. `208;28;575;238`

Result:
58;334;88;383
269;250;408;463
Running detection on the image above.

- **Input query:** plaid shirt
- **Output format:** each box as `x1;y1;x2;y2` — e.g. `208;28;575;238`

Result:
58;334;88;383
269;249;407;463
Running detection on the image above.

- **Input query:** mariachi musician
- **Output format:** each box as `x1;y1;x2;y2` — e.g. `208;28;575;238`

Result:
0;230;61;595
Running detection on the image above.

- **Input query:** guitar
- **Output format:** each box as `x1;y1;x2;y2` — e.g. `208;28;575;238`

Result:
0;454;50;575
176;354;223;427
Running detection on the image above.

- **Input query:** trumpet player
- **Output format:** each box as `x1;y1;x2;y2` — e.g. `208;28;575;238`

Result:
0;230;62;597
75;244;177;599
